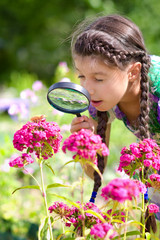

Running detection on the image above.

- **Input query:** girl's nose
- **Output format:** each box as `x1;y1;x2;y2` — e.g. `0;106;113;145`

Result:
88;88;94;95
83;80;94;95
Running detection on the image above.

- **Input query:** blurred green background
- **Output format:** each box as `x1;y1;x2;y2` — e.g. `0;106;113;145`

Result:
0;0;160;85
0;0;160;239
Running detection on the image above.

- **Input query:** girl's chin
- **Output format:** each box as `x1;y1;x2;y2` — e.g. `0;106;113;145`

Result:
94;106;109;112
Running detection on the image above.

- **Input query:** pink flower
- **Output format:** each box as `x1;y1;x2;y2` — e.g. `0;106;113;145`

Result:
58;62;69;73
13;116;62;160
62;129;109;165
133;179;147;193
143;159;152;167
23;167;34;175
130;143;142;158
101;178;141;203
90;223;116;239
152;157;160;171
20;89;38;103
32;80;43;91
48;201;72;217
49;201;105;229
9;153;34;168
118;154;135;172
147;204;159;214
149;173;160;189
118;138;160;175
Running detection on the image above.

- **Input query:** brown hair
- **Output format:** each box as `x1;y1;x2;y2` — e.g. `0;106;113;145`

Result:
72;14;155;232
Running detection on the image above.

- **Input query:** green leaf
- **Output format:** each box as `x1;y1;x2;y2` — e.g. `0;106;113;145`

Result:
145;232;151;240
12;185;40;194
112;231;141;239
127;220;145;228
85;210;106;223
61;159;78;168
50;193;81;209
111;219;124;224
56;230;74;240
130;164;138;178
83;160;102;179
46;183;70;189
134;238;146;240
44;161;55;175
132;206;143;212
38;216;49;240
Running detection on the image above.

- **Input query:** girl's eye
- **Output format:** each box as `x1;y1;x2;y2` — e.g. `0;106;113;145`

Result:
95;78;103;82
78;75;85;79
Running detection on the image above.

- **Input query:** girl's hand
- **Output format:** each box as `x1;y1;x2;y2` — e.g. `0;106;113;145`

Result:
70;115;95;133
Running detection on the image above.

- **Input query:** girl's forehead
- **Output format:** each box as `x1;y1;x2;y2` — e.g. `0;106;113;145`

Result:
74;55;104;67
74;55;118;73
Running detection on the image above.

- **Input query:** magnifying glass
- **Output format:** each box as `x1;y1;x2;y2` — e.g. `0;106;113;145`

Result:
47;82;91;117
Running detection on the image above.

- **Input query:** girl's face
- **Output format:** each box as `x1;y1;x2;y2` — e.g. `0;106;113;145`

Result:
74;55;139;112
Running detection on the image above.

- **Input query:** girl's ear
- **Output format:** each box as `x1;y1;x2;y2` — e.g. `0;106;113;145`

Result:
128;62;141;82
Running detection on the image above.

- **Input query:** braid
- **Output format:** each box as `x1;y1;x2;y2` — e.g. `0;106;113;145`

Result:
138;54;151;140
89;111;108;203
136;55;158;233
74;31;148;70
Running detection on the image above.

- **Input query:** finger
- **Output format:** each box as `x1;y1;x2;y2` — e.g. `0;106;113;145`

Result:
72;115;89;125
70;120;91;133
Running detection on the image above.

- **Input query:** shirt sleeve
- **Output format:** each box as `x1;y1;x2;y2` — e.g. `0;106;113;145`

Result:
148;55;160;97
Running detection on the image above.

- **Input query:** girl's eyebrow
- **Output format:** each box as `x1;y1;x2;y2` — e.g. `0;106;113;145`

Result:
94;72;106;76
75;68;106;76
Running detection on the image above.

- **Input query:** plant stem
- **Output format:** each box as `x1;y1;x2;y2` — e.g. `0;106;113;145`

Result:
24;168;41;190
141;166;145;239
124;201;128;240
40;161;54;240
80;167;85;237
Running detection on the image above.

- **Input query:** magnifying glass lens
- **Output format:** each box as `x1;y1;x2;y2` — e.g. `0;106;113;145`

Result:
47;82;90;116
48;88;89;111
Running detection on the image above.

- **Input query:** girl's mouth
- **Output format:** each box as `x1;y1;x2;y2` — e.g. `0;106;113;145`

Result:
91;100;102;107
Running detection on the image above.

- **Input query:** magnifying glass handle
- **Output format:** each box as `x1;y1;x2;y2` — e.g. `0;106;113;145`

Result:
76;113;81;117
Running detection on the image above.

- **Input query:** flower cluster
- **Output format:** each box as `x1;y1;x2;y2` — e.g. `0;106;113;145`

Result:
48;201;73;217
90;222;116;239
101;178;146;203
147;203;159;214
13;115;62;160
118;138;160;175
62;129;109;165
49;201;106;229
9;153;34;168
148;173;160;189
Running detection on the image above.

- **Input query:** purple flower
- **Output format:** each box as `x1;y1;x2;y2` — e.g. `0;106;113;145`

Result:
32;80;43;91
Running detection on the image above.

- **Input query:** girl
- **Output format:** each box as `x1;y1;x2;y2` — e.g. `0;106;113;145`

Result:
70;14;160;232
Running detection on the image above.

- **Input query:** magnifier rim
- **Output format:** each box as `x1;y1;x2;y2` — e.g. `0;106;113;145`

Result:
47;82;91;114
